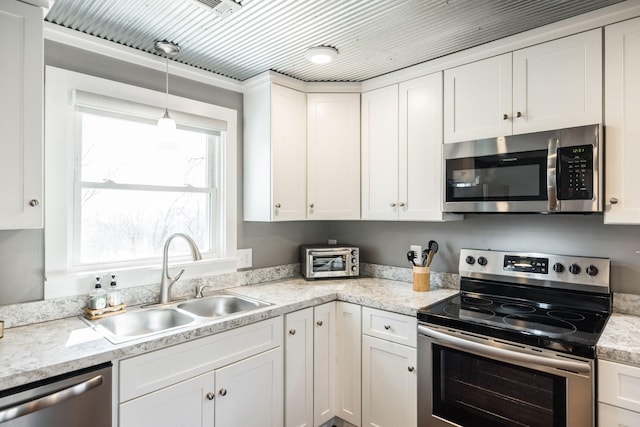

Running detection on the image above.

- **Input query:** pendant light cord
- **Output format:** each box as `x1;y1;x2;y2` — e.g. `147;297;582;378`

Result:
165;55;169;111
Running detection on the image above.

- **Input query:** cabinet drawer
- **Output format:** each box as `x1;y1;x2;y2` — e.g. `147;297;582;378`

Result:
119;316;283;402
362;307;416;347
599;360;640;413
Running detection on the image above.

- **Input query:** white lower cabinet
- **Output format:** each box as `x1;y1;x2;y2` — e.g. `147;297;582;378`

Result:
118;317;283;427
362;308;417;427
285;302;361;427
598;359;640;425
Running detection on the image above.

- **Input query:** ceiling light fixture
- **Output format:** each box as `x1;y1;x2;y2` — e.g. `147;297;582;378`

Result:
305;46;338;64
154;40;181;130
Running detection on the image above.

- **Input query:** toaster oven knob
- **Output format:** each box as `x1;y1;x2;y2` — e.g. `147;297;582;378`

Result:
477;256;488;266
465;256;476;265
352;257;357;264
351;266;358;272
552;263;565;273
586;265;599;276
569;264;581;275
351;250;358;256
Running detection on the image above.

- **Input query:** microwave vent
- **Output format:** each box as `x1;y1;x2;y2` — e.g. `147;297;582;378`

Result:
191;0;241;17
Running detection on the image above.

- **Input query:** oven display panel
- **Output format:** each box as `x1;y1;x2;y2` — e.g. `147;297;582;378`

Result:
503;256;548;274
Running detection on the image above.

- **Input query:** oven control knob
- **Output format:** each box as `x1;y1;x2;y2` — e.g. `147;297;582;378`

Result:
465;256;476;265
586;265;599;276
477;256;488;266
351;266;358;272
351;250;358;256
351;257;357;264
569;264;581;275
553;263;565;273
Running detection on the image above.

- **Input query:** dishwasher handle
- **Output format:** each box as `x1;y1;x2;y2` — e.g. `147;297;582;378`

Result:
0;375;104;423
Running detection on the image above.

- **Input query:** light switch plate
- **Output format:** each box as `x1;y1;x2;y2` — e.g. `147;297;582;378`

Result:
237;248;252;269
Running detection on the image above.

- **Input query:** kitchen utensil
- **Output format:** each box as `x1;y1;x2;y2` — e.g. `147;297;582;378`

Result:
407;250;417;266
425;240;438;267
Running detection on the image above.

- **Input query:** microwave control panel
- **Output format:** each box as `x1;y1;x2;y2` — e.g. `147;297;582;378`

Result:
557;145;593;200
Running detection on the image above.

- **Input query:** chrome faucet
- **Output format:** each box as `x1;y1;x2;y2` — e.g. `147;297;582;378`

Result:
159;233;203;304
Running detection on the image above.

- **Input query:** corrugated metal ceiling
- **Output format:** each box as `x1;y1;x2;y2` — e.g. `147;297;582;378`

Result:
45;0;626;82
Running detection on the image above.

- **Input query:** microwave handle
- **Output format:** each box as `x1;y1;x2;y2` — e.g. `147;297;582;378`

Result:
547;138;559;212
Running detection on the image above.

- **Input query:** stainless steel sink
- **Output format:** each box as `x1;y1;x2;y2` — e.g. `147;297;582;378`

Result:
178;294;271;318
90;308;196;344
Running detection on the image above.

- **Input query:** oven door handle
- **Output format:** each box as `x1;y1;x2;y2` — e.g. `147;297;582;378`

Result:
418;325;591;375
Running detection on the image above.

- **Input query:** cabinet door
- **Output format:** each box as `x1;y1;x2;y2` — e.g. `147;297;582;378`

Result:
335;302;362;426
314;302;336;426
513;29;602;135
604;17;640;224
0;0;42;229
361;85;400;220
444;53;512;143
120;372;215;427
307;93;361;220
215;347;283;427
362;335;417;427
599;403;640;427
271;84;307;221
284;308;314;427
399;73;461;222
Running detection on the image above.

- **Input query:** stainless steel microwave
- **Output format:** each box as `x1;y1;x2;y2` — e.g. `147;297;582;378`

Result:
443;124;602;214
300;245;359;280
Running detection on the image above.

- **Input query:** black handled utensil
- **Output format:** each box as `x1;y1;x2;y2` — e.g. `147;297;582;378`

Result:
425;240;439;267
407;250;417;266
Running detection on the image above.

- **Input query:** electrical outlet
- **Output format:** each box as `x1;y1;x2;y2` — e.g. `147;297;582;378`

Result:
237;248;252;269
410;245;422;262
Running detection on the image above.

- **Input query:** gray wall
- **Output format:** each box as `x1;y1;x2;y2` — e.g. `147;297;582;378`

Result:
328;215;640;294
1;41;639;304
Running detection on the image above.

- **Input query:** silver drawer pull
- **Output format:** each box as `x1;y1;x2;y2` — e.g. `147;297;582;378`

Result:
316;320;323;327
384;324;391;330
289;329;296;335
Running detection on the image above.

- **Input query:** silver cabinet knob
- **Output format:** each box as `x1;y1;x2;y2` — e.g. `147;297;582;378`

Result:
610;198;619;205
219;388;227;396
502;114;509;120
516;111;523;118
275;203;281;208
384;324;391;330
408;366;415;372
316;320;323;327
309;203;315;208
390;202;397;208
206;392;215;400
289;329;296;335
29;199;39;207
399;202;406;207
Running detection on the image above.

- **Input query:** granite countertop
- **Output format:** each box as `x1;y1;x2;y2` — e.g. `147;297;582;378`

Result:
0;277;457;390
597;313;640;366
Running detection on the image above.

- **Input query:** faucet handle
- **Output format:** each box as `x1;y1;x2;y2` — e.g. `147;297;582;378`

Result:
173;269;186;282
195;284;213;298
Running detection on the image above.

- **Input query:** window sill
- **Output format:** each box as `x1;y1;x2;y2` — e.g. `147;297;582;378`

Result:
44;257;238;299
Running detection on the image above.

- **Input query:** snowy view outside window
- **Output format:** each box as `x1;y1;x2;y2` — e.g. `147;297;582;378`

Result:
76;112;218;265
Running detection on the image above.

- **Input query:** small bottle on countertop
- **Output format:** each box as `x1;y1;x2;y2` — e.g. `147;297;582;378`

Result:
88;276;107;310
107;274;122;307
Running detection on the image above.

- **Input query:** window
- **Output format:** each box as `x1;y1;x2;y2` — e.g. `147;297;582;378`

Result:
45;67;238;298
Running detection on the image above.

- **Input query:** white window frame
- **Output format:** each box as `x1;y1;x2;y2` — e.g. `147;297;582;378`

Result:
44;66;238;299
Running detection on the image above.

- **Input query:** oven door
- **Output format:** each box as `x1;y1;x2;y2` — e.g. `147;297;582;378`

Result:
306;249;352;278
417;325;593;427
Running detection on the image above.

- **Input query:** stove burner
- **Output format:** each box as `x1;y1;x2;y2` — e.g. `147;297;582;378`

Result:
503;314;577;336
444;304;495;320
548;311;586;322
462;297;493;306
500;303;536;314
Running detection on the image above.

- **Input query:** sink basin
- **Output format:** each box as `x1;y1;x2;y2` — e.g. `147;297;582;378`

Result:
178;294;271;318
91;308;195;343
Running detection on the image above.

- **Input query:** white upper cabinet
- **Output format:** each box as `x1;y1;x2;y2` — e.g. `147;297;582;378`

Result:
444;53;512;143
362;75;462;222
361;84;400;221
444;29;602;143
604;17;640;224
0;0;43;229
244;83;307;221
307;93;361;220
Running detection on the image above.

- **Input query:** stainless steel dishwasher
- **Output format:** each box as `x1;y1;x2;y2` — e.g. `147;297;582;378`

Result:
0;362;111;426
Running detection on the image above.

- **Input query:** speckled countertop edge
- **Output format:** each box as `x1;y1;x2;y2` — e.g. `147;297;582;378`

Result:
0;277;457;390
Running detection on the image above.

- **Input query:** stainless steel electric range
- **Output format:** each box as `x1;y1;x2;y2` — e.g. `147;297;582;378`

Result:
417;248;611;427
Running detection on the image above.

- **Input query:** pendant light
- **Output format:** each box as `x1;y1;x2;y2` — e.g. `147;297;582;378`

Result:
154;40;181;130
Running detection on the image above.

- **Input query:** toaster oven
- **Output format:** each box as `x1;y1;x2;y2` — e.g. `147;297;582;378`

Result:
300;245;359;280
